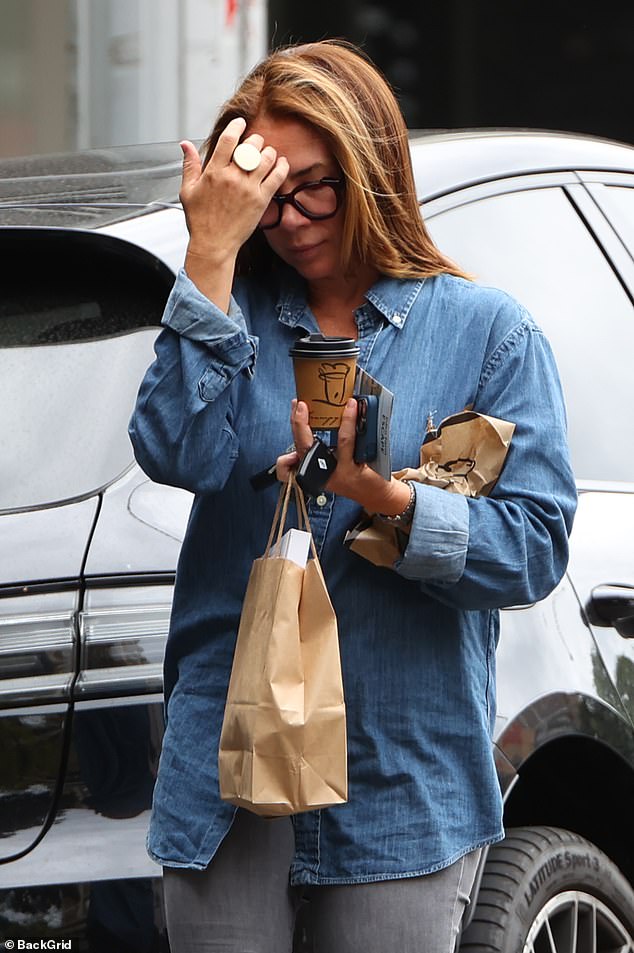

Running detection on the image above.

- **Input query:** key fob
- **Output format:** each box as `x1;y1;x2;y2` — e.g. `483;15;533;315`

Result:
296;438;337;497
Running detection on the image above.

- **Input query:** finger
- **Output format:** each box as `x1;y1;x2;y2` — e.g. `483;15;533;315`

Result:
211;117;247;167
250;146;278;192
256;145;278;178
275;451;299;483
179;140;202;190
291;400;315;456
262;155;289;197
241;133;265;153
334;399;358;461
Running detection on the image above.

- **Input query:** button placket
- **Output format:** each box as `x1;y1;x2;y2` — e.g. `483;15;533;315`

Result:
306;493;334;554
353;308;383;370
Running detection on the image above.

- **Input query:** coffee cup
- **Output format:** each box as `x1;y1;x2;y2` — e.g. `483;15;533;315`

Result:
289;334;360;430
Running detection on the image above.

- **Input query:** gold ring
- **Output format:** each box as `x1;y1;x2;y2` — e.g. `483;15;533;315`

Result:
232;142;262;172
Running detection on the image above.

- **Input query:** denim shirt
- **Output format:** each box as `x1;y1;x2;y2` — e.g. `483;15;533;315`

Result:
129;266;577;884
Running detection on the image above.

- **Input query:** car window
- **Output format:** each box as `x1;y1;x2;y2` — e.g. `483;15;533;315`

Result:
0;231;172;511
591;185;634;257
426;186;634;483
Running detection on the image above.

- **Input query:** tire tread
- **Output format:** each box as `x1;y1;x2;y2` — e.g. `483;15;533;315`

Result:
459;825;634;952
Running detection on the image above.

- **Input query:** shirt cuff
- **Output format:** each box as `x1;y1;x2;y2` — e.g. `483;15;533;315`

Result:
162;268;256;366
394;482;469;585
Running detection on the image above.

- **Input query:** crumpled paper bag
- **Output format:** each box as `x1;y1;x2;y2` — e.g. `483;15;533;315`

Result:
344;411;515;568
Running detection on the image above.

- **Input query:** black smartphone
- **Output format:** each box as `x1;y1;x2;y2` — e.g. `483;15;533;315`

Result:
296;437;338;497
354;395;379;463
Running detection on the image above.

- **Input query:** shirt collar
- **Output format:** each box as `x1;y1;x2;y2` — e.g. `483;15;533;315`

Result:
274;267;426;331
364;275;427;329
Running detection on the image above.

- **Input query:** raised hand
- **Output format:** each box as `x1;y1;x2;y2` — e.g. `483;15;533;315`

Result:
180;118;289;310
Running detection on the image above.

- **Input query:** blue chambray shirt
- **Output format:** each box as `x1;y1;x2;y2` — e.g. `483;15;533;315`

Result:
129;265;577;884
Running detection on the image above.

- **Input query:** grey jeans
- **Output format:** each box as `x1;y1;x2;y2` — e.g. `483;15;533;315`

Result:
163;810;481;953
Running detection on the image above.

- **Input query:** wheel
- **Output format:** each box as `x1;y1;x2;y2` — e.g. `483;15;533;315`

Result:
459;826;634;952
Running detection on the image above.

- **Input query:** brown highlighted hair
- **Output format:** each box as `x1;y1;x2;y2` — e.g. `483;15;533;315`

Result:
202;40;469;280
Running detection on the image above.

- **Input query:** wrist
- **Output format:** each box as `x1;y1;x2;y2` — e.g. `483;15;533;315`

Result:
183;246;236;313
377;479;416;528
185;242;237;268
359;475;411;517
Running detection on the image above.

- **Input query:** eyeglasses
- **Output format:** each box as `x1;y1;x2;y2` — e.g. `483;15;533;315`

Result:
259;177;345;230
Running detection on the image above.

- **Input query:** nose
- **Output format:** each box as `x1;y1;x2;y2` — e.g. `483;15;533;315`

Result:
278;201;310;230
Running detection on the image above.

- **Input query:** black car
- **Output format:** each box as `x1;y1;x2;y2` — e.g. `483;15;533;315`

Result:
1;131;634;952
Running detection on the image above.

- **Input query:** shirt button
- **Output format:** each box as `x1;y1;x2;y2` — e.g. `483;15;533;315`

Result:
316;493;328;507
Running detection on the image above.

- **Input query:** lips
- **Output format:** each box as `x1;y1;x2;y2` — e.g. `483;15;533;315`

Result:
288;242;322;255
272;238;329;274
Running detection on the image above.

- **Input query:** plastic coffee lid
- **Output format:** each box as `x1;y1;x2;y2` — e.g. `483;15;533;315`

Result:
289;333;360;358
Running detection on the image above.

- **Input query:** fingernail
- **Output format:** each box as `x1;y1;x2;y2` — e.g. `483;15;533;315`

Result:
347;398;356;408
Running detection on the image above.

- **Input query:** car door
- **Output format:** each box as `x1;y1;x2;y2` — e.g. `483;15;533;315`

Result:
562;171;634;723
0;506;95;863
44;465;191;889
422;171;634;727
0;227;119;862
0;225;173;882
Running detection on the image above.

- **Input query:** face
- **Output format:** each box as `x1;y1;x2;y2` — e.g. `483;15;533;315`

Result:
248;115;345;285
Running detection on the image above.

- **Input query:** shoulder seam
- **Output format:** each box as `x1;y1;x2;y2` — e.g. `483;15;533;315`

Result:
478;309;542;388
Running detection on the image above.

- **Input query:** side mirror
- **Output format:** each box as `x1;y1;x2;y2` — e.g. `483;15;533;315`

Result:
586;584;634;639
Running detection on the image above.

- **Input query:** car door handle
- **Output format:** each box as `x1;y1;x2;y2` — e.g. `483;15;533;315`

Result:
586;584;634;638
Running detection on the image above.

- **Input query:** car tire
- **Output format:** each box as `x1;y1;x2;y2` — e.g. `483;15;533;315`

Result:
459;826;634;952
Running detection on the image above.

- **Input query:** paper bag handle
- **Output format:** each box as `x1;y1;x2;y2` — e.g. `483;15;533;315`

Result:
293;480;318;561
264;474;318;560
264;477;293;555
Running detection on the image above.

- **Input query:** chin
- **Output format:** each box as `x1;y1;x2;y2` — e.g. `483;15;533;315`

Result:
291;259;337;282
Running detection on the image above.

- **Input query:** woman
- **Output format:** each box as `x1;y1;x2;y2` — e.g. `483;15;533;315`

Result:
129;40;577;953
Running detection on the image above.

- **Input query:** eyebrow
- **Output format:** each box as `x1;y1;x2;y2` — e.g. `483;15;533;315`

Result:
289;161;328;181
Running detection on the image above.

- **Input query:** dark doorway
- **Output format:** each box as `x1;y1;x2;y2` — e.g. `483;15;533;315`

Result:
268;0;634;144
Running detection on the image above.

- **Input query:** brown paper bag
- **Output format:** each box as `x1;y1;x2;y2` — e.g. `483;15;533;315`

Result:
344;410;515;568
399;410;515;497
218;477;347;817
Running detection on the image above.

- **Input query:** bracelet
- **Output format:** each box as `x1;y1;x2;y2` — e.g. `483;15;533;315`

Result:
378;480;416;527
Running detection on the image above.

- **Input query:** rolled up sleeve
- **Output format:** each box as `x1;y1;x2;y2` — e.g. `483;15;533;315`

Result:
163;270;258;383
129;269;258;493
395;483;469;584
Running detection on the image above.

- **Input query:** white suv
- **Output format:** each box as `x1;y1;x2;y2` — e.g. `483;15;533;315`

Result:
1;131;634;952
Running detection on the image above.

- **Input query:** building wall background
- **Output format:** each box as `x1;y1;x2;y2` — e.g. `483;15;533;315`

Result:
0;0;266;158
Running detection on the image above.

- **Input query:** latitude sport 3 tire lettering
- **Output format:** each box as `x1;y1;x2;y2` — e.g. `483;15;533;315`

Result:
459;826;634;953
